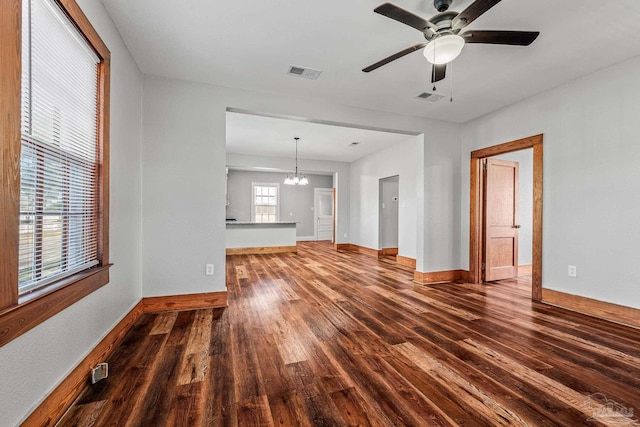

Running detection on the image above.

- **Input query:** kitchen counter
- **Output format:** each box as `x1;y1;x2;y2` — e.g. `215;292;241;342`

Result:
226;221;298;225
225;221;297;254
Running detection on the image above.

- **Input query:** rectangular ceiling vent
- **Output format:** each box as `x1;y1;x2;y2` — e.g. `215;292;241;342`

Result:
416;92;445;102
287;65;322;80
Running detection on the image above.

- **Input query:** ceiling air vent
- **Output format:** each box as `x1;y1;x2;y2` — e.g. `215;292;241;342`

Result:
416;92;445;102
349;142;360;147
287;65;322;80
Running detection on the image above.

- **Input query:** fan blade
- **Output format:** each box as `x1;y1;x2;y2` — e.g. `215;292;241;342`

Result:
452;0;502;29
461;30;540;46
431;64;446;83
374;3;438;33
362;43;427;72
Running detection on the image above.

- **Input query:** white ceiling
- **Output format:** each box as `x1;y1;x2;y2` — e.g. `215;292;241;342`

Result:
226;111;414;162
102;0;640;124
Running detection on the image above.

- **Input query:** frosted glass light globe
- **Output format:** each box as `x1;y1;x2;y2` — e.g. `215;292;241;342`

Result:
423;35;465;65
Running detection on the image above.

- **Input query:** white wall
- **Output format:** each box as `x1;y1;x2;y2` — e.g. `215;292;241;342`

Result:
492;150;533;265
462;55;640;309
0;1;144;425
350;137;417;259
142;75;462;297
227;153;350;241
225;169;333;237
422;131;462;272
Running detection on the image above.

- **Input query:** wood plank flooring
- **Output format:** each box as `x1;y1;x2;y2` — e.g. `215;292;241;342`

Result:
59;242;640;426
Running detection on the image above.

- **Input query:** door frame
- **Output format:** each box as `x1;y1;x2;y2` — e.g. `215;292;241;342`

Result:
469;134;543;301
378;175;400;251
314;187;334;241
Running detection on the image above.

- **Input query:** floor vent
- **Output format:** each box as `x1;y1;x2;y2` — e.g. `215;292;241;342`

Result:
416;92;445;102
287;65;322;79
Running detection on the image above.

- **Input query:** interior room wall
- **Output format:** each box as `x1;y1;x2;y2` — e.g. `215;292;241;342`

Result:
0;0;144;425
226;170;333;238
461;54;640;309
379;176;399;249
226;153;350;242
142;74;462;297
350;137;418;259
491;150;533;266
421;133;462;273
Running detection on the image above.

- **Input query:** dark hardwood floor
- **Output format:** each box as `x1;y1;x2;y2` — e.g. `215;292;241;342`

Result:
59;241;640;426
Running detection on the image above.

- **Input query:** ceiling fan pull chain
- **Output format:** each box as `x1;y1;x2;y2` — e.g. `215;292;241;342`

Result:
432;40;437;91
450;61;454;102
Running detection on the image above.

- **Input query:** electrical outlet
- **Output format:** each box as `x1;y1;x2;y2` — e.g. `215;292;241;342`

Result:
206;264;214;275
568;265;577;277
343;233;347;238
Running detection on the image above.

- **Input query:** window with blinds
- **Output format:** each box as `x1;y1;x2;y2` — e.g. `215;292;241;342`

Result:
252;183;279;223
19;0;100;294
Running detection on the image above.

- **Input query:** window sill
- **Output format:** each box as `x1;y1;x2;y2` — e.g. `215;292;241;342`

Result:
0;265;112;347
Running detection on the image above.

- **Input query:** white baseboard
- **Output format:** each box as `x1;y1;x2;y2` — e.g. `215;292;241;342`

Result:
296;235;316;241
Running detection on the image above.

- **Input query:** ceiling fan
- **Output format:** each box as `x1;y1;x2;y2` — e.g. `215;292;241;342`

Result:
362;0;540;83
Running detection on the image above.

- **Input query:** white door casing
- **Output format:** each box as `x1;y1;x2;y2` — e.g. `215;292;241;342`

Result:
314;188;333;241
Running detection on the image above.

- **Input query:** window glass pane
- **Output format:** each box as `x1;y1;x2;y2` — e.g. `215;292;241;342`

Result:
253;184;279;223
18;0;100;294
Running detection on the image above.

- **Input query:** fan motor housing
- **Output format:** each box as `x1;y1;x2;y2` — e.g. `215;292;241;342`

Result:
434;0;452;12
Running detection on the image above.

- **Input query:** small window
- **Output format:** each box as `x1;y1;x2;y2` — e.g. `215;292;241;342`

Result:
252;183;279;223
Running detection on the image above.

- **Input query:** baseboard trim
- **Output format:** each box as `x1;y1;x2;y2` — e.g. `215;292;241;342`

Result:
396;256;416;269
352;244;379;257
337;244;378;258
379;248;398;257
542;289;640;329
414;269;468;284
142;291;228;313
226;245;297;255
518;264;532;276
296;236;316;242
23;291;229;426
22;299;145;427
335;244;416;268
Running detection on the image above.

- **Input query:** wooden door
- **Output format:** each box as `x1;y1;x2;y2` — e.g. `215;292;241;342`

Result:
484;159;519;281
314;188;333;241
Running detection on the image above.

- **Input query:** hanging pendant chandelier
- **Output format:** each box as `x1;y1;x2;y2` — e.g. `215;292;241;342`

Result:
284;137;308;185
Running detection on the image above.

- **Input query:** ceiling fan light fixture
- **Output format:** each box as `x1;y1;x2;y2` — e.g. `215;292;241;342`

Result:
423;34;465;65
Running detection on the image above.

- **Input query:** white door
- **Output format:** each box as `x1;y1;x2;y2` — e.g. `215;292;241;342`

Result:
314;188;333;241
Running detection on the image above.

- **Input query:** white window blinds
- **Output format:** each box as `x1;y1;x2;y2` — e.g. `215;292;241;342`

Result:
19;0;100;294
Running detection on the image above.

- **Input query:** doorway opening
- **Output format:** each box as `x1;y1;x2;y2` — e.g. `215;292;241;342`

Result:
469;135;543;301
314;187;334;241
379;175;399;260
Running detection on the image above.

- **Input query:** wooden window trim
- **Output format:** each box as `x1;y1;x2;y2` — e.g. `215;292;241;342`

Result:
0;0;111;347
